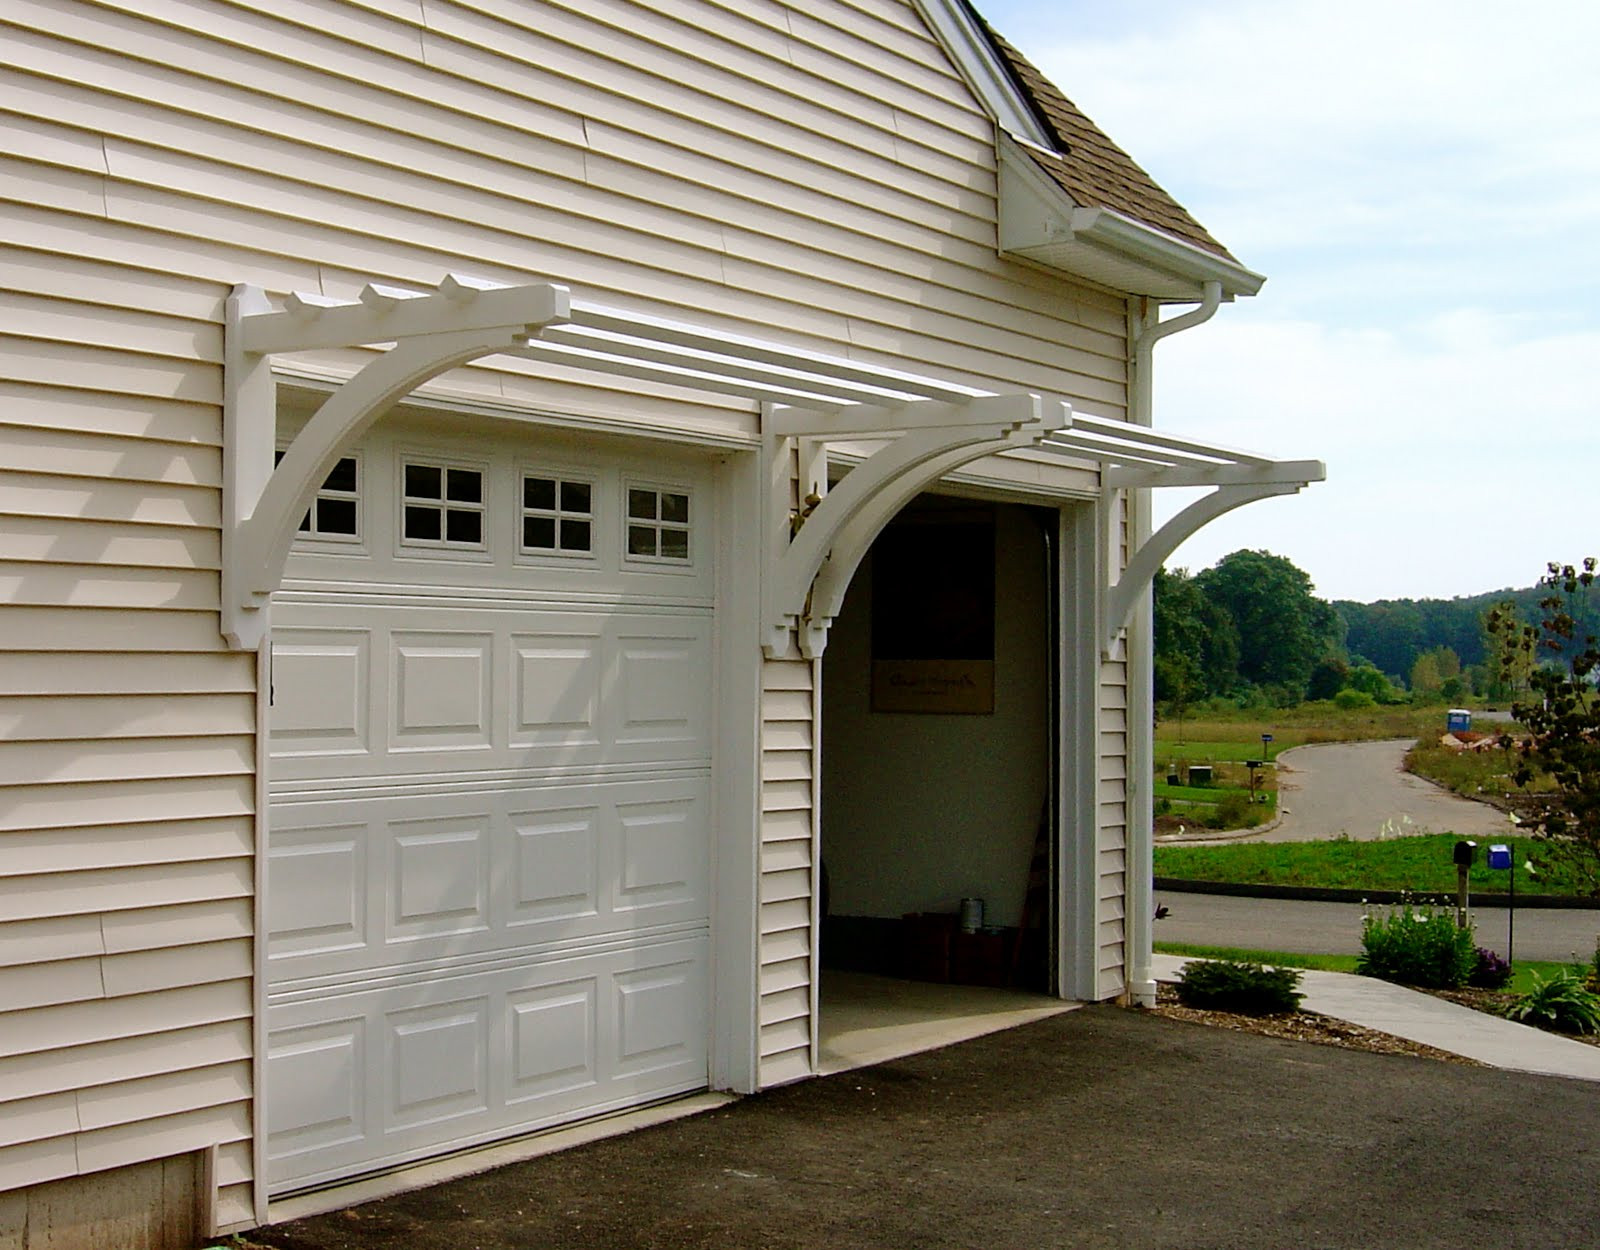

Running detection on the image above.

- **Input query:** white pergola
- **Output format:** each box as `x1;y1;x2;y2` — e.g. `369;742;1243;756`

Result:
222;275;1322;655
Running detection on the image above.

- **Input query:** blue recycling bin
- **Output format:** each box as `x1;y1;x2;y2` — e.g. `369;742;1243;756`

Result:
1488;844;1512;871
1447;709;1472;734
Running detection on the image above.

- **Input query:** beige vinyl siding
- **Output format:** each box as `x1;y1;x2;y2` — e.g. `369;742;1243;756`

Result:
4;0;1128;406
0;0;1133;1216
757;657;818;1088
1094;476;1134;998
1096;652;1130;998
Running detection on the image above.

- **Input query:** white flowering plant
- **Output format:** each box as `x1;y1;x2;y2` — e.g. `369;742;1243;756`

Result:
1357;899;1477;989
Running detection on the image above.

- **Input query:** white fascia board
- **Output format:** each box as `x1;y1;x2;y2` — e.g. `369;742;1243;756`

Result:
997;133;1266;301
910;0;1054;149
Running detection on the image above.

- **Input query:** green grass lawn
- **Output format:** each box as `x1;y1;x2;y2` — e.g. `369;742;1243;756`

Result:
1152;781;1272;806
1159;740;1287;764
1153;942;1575;994
1155;833;1593;898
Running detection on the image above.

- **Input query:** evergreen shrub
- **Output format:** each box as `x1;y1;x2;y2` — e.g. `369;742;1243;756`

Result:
1174;959;1304;1015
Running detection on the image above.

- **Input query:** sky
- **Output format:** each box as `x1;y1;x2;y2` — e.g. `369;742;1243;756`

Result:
977;0;1600;604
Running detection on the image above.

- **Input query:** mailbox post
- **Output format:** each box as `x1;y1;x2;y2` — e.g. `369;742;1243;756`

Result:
1452;840;1477;928
1488;843;1515;965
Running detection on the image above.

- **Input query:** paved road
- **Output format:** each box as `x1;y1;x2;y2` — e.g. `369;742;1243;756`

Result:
1263;738;1514;842
1155;889;1600;963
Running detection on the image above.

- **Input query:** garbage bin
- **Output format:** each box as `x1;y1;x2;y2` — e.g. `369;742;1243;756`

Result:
1188;765;1213;786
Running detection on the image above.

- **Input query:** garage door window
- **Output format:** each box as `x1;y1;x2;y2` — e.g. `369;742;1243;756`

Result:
521;474;594;557
626;485;691;563
401;460;486;550
276;451;361;542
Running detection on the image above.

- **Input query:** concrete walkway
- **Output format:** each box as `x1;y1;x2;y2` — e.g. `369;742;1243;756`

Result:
1152;953;1600;1082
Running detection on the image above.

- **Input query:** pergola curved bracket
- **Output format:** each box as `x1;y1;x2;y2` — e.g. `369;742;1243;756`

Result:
760;395;1066;658
1102;480;1302;654
798;422;1056;659
221;279;572;649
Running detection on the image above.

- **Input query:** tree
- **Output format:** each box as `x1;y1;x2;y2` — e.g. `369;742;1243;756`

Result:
1483;599;1534;699
1409;650;1442;699
1347;662;1403;704
1306;655;1350;701
1153;568;1240;701
1194;550;1341;699
1409;645;1461;701
1504;560;1600;895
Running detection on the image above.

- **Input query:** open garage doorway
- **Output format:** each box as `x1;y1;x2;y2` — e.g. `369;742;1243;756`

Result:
816;494;1063;1068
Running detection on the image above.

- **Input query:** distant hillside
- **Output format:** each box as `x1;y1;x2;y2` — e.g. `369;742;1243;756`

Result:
1335;581;1594;683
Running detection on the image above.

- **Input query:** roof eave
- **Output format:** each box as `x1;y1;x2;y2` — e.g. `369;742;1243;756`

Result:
997;134;1266;302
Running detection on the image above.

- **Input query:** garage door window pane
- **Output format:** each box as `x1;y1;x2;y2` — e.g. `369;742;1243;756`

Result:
446;469;482;503
446;510;482;544
521;473;594;558
405;463;441;499
524;516;556;549
560;520;591;552
404;505;441;541
524;477;556;511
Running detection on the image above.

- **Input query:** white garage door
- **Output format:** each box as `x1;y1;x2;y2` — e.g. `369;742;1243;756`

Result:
264;421;715;1193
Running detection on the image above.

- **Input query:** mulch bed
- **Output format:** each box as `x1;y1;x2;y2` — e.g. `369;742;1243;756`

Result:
1149;983;1483;1064
1152;981;1600;1058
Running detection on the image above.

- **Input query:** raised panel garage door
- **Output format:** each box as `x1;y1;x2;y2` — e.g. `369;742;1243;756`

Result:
264;423;715;1193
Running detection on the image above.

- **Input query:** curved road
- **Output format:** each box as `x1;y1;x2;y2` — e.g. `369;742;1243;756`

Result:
1262;738;1514;842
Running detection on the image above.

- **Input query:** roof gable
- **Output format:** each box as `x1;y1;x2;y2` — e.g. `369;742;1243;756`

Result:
980;23;1234;262
912;0;1260;298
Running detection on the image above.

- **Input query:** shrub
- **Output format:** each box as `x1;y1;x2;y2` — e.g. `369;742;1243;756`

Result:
1468;947;1512;989
1334;688;1376;710
1501;971;1600;1034
1204;790;1255;830
1174;959;1304;1015
1357;901;1477;989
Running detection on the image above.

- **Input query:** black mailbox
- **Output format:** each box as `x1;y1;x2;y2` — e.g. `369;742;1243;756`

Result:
1452;839;1478;867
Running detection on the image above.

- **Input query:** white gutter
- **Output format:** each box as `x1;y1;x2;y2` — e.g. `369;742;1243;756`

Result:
1122;282;1223;1008
1070;209;1264;300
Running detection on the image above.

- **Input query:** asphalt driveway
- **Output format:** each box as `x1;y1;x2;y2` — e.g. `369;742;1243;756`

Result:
249;1006;1600;1250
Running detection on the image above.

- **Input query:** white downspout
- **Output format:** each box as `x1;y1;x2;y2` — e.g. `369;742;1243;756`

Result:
1122;279;1222;1006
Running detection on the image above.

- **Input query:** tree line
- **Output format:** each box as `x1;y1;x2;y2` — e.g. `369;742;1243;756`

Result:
1153;550;1593;709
